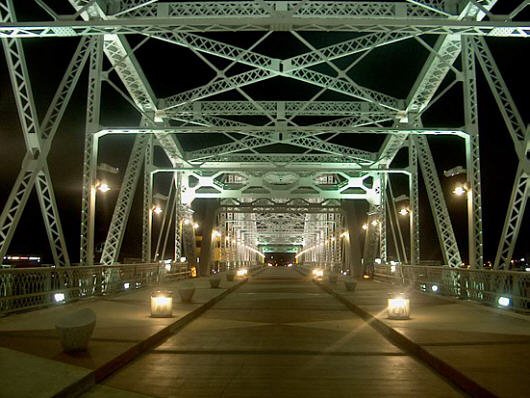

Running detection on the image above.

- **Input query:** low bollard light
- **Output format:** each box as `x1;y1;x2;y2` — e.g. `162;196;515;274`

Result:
387;295;410;320
312;268;324;278
150;291;173;318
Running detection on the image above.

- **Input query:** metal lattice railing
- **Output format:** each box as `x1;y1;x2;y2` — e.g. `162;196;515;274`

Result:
374;264;530;313
0;262;190;316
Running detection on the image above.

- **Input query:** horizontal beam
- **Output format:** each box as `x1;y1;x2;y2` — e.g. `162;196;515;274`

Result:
98;127;467;136
159;101;395;118
1;18;528;37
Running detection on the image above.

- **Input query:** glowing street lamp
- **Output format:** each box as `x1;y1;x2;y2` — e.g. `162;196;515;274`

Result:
371;220;378;227
153;206;163;215
453;185;467;196
96;182;111;193
362;224;368;230
399;208;409;216
193;222;199;229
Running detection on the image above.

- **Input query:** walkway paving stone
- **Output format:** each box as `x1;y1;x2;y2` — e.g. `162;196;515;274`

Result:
0;274;243;398
101;268;463;398
319;275;530;398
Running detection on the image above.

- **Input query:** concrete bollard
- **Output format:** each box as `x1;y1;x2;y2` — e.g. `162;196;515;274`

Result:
226;271;235;281
55;308;96;353
209;275;221;288
344;278;358;292
178;281;196;302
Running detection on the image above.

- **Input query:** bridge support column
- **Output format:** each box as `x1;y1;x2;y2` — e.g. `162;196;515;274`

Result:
342;200;363;278
198;199;218;277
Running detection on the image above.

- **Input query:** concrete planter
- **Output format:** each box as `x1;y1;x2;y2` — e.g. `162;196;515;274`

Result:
344;278;358;292
178;282;196;303
226;271;235;281
328;273;338;284
55;308;96;353
209;275;221;288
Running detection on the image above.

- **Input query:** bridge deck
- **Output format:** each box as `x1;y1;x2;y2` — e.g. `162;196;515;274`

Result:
91;268;462;397
0;267;528;397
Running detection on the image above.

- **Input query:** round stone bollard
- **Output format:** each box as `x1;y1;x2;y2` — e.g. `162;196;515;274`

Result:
344;278;358;292
209;275;221;288
328;273;338;284
178;281;196;303
55;308;96;353
226;270;235;281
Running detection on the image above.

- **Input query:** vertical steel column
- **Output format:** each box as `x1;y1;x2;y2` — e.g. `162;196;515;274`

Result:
174;172;183;260
462;36;483;268
142;136;154;262
81;36;103;265
379;174;388;263
408;137;420;265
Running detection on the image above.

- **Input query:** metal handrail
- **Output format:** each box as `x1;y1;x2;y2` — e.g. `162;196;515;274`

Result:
0;262;190;316
374;264;530;313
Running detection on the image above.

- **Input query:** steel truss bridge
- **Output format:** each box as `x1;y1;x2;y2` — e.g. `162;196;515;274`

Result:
0;0;528;278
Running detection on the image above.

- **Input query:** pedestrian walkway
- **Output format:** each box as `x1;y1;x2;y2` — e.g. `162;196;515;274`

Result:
0;274;244;398
93;268;463;397
318;275;530;398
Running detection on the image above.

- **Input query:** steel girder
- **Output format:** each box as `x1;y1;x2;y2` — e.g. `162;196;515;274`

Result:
462;36;483;268
100;134;150;264
142;135;154;262
80;36;103;266
472;36;529;269
416;136;462;267
178;170;380;202
0;1;92;266
160;101;393;118
1;13;528;37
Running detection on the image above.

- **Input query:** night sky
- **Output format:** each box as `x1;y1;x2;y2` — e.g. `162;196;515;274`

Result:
0;1;528;264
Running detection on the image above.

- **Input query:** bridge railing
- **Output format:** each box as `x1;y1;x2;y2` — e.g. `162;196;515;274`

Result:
210;261;265;275
0;262;190;316
374;264;530;313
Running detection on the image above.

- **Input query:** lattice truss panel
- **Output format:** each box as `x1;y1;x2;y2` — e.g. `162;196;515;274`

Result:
1;0;528;267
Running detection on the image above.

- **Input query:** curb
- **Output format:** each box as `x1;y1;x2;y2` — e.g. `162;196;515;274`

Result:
55;279;248;398
315;280;498;398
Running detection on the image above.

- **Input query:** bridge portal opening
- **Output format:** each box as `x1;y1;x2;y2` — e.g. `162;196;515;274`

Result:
264;252;296;267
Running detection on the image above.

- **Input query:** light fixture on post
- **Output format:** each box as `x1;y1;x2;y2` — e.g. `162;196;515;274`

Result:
399;208;410;216
150;291;173;317
96;181;111;193
452;184;468;196
387;294;410;320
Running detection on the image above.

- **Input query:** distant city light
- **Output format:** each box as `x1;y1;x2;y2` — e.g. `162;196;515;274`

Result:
371;220;378;227
193;223;199;229
498;296;510;307
153;206;162;215
123;282;130;289
362;224;368;230
431;285;439;293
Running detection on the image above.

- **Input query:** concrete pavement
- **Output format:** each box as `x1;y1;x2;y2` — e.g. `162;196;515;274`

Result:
97;268;463;397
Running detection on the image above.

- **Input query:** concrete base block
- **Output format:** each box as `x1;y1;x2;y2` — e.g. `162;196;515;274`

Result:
209;276;221;288
178;282;196;302
344;278;357;292
55;308;96;353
